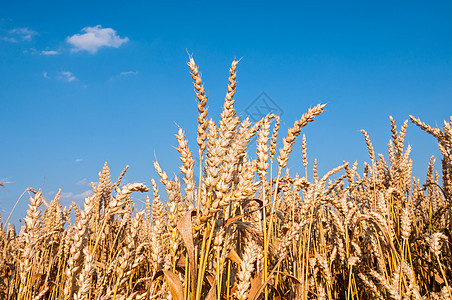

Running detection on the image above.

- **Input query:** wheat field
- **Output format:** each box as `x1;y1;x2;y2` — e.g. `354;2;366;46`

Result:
1;56;451;300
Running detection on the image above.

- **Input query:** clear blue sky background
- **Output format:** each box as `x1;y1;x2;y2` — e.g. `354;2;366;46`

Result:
1;1;451;225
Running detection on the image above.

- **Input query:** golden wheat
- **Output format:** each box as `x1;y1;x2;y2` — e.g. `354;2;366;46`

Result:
0;56;451;300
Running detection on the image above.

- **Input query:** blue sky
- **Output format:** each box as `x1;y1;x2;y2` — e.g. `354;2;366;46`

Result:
1;1;451;225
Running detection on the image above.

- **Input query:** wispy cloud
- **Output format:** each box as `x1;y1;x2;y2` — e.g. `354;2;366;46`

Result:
76;178;91;186
119;71;138;77
24;48;60;56
0;178;13;185
61;190;93;201
66;25;128;54
41;50;59;55
58;71;77;82
3;27;38;42
110;70;139;80
0;36;18;42
75;158;83;162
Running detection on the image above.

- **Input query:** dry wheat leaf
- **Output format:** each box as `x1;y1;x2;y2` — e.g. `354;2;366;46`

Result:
205;271;217;300
176;209;197;293
247;272;263;300
248;254;286;300
163;270;184;300
227;248;242;265
31;273;45;284
176;254;186;268
224;199;264;227
225;214;245;227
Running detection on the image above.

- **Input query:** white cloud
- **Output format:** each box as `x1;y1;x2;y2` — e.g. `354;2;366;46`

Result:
0;178;13;185
8;27;38;41
23;48;59;56
66;25;129;53
0;36;17;42
119;71;138;76
75;158;83;162
110;70;139;80
76;178;91;186
61;190;93;201
41;50;59;55
59;71;77;82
